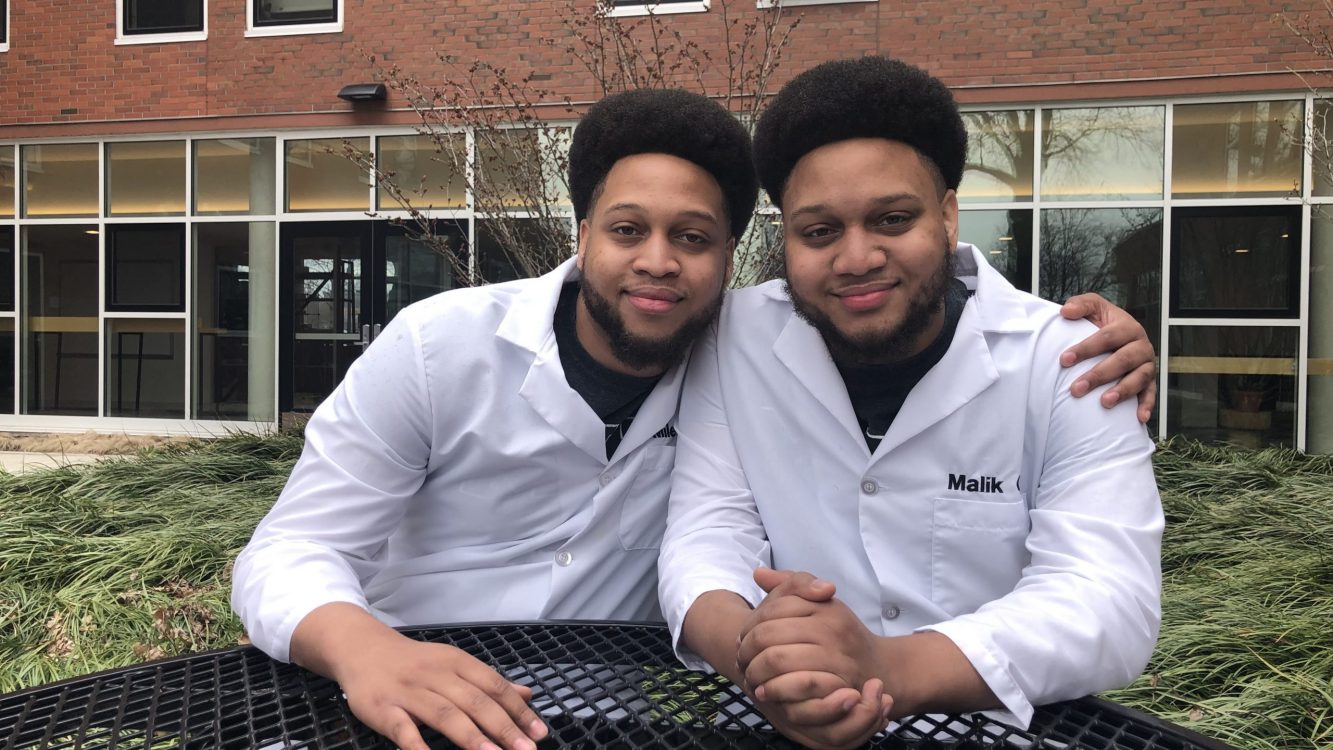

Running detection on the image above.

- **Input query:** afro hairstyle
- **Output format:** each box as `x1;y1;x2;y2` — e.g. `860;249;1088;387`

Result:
753;56;967;208
569;88;758;240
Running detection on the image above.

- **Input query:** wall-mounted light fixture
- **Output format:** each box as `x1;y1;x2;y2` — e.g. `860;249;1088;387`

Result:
337;83;387;102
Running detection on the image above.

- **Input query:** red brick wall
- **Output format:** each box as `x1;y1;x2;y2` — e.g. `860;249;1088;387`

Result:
1;0;1330;136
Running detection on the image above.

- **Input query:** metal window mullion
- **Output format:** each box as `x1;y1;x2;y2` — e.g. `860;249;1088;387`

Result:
1030;107;1042;294
1298;94;1315;452
184;138;195;420
1159;103;1174;441
466;128;477;280
97;142;107;417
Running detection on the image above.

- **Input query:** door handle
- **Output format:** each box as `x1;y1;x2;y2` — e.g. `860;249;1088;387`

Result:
372;323;382;339
359;324;371;349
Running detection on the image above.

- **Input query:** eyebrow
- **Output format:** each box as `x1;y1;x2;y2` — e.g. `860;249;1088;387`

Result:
786;193;921;220
604;202;722;225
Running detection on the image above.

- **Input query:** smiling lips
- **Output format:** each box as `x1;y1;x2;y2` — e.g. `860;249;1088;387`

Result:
835;282;897;312
625;287;683;314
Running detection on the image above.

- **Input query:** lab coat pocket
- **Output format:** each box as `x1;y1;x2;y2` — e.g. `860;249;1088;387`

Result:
930;496;1030;616
618;442;676;550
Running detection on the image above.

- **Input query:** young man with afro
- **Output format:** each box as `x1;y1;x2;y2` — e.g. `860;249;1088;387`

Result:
233;84;1157;750
659;56;1164;750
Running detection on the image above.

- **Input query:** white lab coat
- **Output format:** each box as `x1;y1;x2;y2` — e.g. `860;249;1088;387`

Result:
658;244;1163;726
233;259;683;662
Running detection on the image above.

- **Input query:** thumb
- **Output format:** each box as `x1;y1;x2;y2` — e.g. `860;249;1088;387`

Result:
1060;292;1106;324
753;566;792;593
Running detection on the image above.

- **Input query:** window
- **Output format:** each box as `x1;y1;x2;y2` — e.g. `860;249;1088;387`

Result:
756;0;875;7
609;0;710;17
106;224;186;312
1;0;9;51
249;0;341;36
117;0;205;43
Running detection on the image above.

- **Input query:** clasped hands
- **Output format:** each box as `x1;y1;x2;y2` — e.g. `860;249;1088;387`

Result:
733;568;894;750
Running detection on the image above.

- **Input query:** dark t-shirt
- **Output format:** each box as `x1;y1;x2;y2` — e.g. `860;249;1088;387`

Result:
836;279;971;452
554;283;661;459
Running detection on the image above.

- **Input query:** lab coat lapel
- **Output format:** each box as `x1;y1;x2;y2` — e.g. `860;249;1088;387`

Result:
874;244;1030;455
608;355;686;463
499;259;609;465
773;315;866;449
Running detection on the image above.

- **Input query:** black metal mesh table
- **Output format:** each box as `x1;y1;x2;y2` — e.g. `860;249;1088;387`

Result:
1;622;1231;750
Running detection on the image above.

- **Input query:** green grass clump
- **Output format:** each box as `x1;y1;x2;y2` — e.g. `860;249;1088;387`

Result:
1103;439;1333;750
0;434;1328;749
0;432;301;692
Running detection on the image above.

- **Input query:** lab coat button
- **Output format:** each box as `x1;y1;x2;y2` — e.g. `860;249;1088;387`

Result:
598;473;612;488
882;604;900;620
556;550;573;567
861;479;878;495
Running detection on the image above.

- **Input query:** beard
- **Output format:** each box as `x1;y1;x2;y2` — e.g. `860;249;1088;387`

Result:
786;243;957;366
578;277;724;373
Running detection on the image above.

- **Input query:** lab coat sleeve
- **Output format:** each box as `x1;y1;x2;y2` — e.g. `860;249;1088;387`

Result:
231;313;435;663
921;347;1163;726
658;324;770;670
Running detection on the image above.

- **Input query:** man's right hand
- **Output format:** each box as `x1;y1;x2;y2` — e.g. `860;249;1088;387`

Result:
289;603;548;750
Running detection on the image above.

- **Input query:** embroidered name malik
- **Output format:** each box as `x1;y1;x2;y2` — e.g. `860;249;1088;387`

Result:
948;473;1004;493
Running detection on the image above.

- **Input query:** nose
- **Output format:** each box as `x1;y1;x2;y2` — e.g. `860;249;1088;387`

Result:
632;233;682;278
831;227;887;277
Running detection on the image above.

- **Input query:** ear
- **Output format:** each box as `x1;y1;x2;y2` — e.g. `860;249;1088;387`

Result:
941;188;959;251
576;219;590;270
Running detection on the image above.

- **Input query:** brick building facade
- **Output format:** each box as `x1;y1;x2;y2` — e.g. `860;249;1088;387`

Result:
1;0;1331;452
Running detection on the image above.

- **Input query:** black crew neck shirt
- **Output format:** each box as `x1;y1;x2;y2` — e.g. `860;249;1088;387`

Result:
835;279;971;452
554;283;662;459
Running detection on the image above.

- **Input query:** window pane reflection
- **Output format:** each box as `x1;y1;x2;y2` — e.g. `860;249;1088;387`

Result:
1308;215;1333;453
195;138;277;215
1;147;14;218
22;225;99;415
107;224;185;311
377;135;467;211
1171;207;1299;316
1172;101;1303;198
958;209;1032;291
475;129;571;209
0;226;13;311
959;110;1034;203
107;141;186;216
285;138;370;212
195;222;276;421
22;144;99;218
384;223;463;322
106;319;185;418
1167;325;1297;449
0;318;13;415
1041;107;1164;200
476;217;568;283
1040;209;1162;349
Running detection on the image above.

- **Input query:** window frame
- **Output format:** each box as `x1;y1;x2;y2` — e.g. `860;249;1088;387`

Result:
755;0;876;8
115;0;207;45
105;223;188;313
1;0;9;52
246;0;343;38
608;0;710;18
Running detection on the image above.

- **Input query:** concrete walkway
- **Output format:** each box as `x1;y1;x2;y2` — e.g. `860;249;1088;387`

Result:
0;452;107;474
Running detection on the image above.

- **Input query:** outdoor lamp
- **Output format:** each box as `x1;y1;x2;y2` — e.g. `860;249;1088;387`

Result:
337;83;387;102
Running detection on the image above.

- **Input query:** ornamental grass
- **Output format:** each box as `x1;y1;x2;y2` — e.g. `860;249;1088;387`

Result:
0;434;1328;749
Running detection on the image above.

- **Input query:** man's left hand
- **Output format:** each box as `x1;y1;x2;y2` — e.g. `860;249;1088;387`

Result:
1060;293;1157;424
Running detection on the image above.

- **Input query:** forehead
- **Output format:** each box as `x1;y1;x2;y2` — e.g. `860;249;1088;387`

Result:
783;138;936;205
596;153;726;210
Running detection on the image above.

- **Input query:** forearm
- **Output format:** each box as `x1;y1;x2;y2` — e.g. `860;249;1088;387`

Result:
290;602;407;684
679;590;755;685
874;631;999;719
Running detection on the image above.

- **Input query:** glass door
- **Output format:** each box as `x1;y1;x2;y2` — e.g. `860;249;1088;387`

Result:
280;220;465;413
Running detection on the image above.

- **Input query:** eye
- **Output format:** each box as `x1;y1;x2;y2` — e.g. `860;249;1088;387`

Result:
678;231;710;245
801;225;837;240
611;224;641;237
876;213;912;228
